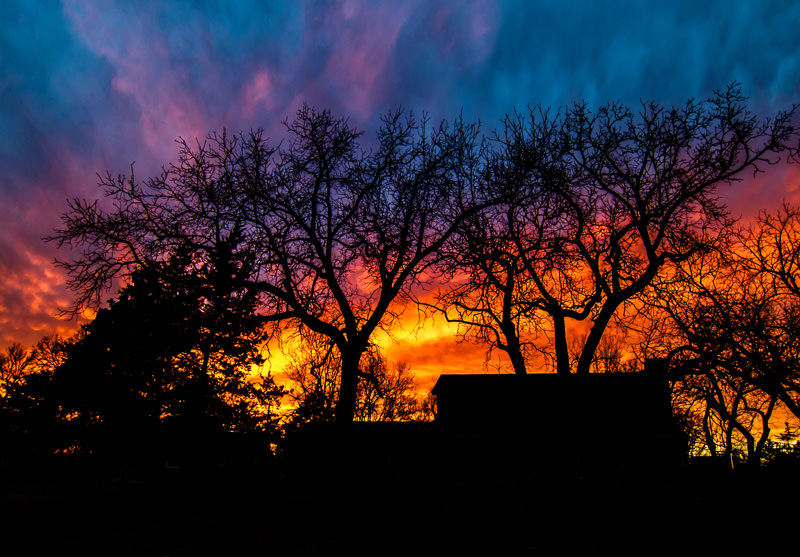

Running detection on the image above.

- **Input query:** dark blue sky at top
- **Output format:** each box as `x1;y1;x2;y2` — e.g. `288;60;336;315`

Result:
1;0;798;346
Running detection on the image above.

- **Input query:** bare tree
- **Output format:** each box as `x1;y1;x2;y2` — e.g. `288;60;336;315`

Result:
436;85;799;374
237;107;487;422
0;343;35;398
51;106;486;422
29;335;70;375
674;364;778;465
725;206;800;420
0;336;66;399
644;211;800;465
355;356;424;422
737;203;800;299
421;176;552;374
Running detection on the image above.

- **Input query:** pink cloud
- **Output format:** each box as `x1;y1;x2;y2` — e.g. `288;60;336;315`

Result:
316;1;413;121
63;2;212;164
241;69;279;118
0;247;82;348
725;163;800;220
432;1;497;67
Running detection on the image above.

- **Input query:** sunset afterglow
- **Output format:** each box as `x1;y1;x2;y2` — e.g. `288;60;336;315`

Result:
3;5;800;554
2;0;799;390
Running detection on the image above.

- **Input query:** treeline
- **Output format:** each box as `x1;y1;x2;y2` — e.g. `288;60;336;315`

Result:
2;84;800;467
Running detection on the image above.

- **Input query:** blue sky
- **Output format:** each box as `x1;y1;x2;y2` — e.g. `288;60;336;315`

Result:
1;0;798;352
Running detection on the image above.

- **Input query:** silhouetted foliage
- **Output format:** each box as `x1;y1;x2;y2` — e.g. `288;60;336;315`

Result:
428;85;800;375
0;335;70;459
4;255;282;463
760;422;800;469
0;336;66;398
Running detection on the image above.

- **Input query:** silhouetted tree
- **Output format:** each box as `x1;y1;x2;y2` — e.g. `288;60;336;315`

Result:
51;106;486;422
421;195;547;374
241;107;486;422
0;343;35;398
283;333;340;424
645;212;800;465
733;204;800;418
1;335;67;425
29;335;70;375
432;85;799;374
738;204;800;297
355;356;422;422
673;344;779;465
27;253;283;461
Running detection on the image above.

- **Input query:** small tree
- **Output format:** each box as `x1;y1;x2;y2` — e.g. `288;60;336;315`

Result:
0;343;35;398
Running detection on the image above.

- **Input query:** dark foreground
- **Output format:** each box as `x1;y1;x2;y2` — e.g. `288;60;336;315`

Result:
2;461;797;556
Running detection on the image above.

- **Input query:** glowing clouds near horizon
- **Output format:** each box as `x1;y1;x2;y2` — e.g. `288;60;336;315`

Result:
0;249;81;347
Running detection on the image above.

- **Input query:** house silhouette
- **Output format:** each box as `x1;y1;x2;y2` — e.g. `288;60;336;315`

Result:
430;362;685;474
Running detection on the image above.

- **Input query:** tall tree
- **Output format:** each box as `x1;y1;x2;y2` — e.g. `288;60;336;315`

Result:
51;106;486;422
734;205;800;418
436;85;799;374
651;250;781;464
661;206;800;414
243;108;485;421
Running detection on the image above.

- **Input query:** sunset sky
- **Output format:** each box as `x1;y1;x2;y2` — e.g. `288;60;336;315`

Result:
2;0;799;388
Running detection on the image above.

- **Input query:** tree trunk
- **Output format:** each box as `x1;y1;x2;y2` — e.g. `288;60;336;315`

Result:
507;344;527;375
703;407;717;457
501;320;527;375
575;302;618;375
501;271;527;374
335;346;362;423
553;313;570;375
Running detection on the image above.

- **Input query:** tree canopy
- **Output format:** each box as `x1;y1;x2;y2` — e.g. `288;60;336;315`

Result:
648;205;800;463
51;106;486;422
49;87;800;425
430;85;799;375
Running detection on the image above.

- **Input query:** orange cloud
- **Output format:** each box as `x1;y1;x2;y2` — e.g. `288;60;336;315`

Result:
0;248;83;348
